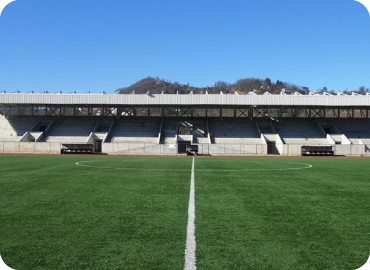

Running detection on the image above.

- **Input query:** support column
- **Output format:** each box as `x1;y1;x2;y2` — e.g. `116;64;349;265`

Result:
248;107;253;120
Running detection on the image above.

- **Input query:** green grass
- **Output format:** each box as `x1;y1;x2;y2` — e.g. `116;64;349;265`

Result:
0;155;191;269
195;157;370;270
0;155;369;269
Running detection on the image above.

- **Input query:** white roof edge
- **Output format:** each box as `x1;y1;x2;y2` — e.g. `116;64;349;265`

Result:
0;93;370;107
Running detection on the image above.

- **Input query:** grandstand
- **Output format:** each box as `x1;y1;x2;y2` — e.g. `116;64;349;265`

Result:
332;119;370;142
192;120;209;144
43;118;97;143
209;119;261;144
0;116;36;141
162;120;178;144
273;120;330;145
0;92;369;155
109;118;160;144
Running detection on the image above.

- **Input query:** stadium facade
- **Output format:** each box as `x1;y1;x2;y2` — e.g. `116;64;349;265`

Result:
1;92;370;156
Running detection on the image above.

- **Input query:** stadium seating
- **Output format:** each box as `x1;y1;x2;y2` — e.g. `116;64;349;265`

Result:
0;116;36;141
332;119;370;143
208;119;262;144
273;120;331;145
162;120;177;144
192;120;209;144
0;115;369;155
44;118;97;143
95;118;113;133
109;118;160;143
256;120;276;134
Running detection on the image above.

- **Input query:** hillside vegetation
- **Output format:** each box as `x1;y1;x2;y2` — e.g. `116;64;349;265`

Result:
115;77;369;95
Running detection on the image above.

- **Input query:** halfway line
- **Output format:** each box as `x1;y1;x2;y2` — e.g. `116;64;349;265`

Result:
184;157;196;270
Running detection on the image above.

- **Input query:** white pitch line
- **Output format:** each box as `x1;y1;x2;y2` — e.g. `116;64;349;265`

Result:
184;157;196;270
75;160;312;172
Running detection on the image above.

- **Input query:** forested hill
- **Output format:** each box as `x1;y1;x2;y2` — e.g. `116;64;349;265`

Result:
115;77;370;95
114;77;307;95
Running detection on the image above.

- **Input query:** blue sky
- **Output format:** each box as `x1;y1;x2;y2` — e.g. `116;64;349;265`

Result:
0;0;369;93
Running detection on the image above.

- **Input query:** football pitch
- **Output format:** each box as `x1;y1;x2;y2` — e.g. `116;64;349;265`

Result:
0;155;369;270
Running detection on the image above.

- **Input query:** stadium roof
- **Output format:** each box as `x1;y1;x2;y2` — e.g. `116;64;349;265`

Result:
1;93;370;107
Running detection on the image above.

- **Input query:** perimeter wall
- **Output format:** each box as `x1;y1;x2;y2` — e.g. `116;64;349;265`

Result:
0;141;367;156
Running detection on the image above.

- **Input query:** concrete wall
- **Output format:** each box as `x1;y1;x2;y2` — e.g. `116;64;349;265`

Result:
334;144;364;156
282;144;302;156
208;144;267;155
102;143;177;155
0;141;61;154
280;143;365;156
0;141;366;156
